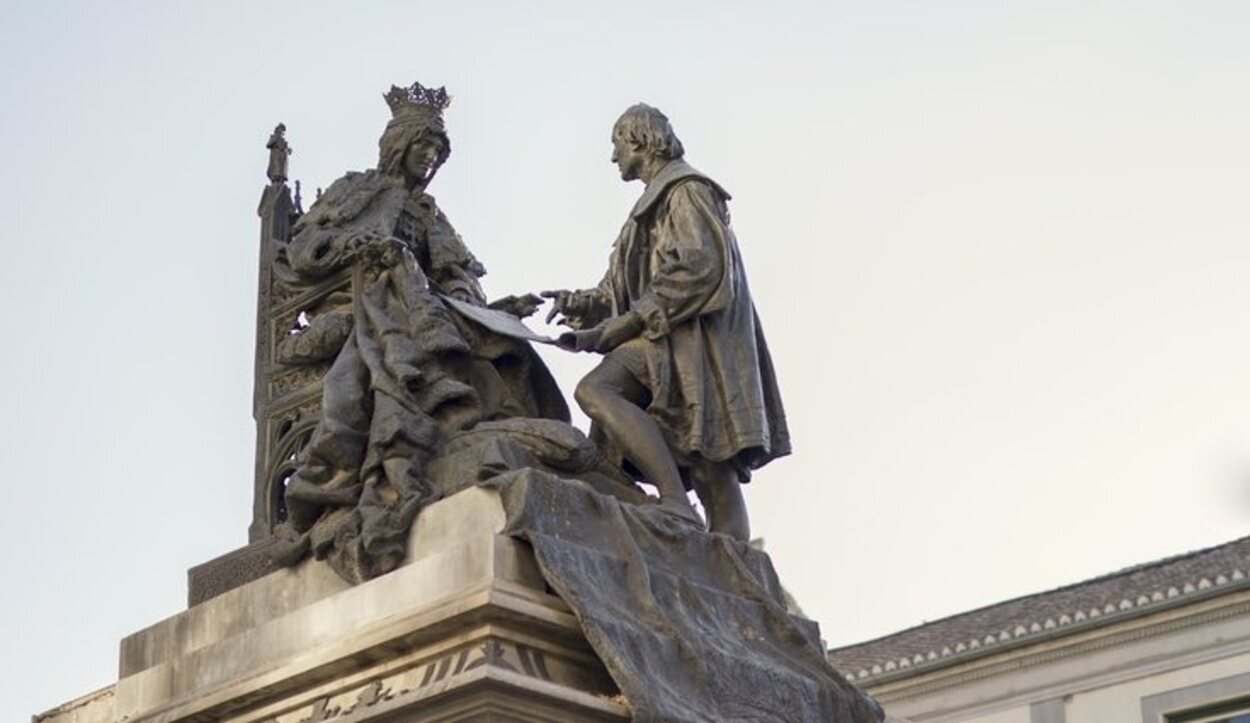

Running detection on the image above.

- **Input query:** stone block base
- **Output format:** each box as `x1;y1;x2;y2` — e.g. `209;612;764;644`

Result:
36;487;628;723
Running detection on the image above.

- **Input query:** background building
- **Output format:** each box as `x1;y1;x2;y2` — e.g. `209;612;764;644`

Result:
830;537;1250;722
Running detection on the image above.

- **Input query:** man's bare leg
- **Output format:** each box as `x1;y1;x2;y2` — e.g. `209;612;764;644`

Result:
691;460;749;541
574;359;700;524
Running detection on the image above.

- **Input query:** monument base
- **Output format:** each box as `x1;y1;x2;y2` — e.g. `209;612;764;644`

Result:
39;471;888;722
37;485;628;723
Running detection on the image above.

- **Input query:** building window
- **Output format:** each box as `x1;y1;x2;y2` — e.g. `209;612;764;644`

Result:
1141;673;1250;723
1168;701;1250;723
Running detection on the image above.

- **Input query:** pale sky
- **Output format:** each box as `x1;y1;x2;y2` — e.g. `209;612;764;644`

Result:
3;2;1249;720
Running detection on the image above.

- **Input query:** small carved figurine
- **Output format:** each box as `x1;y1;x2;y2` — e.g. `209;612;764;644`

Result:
266;123;291;184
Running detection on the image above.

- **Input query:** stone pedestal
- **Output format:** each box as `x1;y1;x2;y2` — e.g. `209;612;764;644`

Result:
36;487;628;723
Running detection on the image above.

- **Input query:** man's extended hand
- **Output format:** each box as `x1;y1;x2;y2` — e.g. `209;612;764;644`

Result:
540;289;578;325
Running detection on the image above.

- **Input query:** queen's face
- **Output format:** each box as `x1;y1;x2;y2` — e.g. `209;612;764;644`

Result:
403;135;445;185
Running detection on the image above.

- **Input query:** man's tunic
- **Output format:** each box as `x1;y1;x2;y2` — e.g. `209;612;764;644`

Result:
578;159;790;477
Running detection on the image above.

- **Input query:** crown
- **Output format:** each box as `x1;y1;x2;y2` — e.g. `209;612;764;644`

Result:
383;82;452;119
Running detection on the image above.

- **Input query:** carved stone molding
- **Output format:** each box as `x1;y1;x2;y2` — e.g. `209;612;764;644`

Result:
115;487;628;723
869;591;1250;707
232;633;622;723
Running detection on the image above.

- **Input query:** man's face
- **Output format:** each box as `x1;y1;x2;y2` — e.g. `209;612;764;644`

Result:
611;130;646;182
403;135;444;185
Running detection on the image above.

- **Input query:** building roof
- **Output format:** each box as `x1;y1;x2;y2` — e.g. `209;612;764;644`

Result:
828;535;1250;684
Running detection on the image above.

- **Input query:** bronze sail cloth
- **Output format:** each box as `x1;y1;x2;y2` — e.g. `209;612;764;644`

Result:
492;470;883;723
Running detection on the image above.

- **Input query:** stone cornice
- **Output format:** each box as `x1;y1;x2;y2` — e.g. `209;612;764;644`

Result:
836;567;1250;685
865;588;1250;705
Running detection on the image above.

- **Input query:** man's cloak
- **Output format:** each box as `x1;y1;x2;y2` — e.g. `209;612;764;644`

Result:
581;159;791;477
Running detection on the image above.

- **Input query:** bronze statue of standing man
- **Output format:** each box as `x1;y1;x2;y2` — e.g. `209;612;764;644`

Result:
544;104;790;539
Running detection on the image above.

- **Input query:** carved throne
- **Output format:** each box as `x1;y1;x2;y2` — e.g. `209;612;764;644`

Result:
249;129;343;542
186;127;344;602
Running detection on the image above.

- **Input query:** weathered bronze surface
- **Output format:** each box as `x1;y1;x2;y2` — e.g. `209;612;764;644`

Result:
544;104;791;540
259;83;633;583
239;87;879;723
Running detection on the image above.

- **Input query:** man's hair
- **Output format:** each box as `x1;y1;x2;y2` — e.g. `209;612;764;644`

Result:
613;103;685;160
